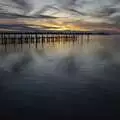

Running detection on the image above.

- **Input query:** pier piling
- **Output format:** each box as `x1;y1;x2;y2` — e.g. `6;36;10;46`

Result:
0;31;101;46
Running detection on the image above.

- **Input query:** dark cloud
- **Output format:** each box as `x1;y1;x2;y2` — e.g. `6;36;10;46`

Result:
32;5;60;16
64;8;87;16
0;2;18;9
33;15;58;19
0;13;30;18
91;7;118;18
56;0;94;9
0;23;40;31
101;7;118;16
56;0;77;8
11;0;32;13
47;0;89;17
0;13;58;19
0;0;27;15
0;0;60;19
111;0;120;4
110;15;120;25
30;0;87;18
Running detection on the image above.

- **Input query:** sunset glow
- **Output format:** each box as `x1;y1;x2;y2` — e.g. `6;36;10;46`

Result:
22;18;89;31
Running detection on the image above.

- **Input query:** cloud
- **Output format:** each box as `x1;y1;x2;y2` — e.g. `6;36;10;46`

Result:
11;0;33;14
90;7;119;18
111;0;120;4
30;24;61;30
0;13;31;18
0;0;120;32
29;5;60;16
0;23;40;31
0;0;25;15
110;15;120;25
56;0;77;8
66;8;87;16
33;15;58;19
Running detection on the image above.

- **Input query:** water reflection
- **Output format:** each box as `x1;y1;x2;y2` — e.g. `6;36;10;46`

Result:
0;35;120;119
0;34;91;52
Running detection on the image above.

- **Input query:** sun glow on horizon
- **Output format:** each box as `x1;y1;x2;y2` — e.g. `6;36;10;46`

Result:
22;18;88;31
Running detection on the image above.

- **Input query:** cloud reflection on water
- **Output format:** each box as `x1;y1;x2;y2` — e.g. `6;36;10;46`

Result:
0;35;120;118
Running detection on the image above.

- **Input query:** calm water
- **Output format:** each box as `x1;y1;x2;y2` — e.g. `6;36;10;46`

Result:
0;35;120;119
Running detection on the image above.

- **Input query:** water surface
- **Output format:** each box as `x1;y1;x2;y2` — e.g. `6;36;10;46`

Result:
0;35;120;119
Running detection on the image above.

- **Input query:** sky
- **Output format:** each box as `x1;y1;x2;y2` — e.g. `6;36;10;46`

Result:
0;0;120;32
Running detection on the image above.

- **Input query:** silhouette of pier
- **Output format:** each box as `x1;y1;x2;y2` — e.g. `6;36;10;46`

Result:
0;31;109;47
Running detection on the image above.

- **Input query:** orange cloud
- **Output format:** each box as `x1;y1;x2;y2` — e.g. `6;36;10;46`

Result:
22;18;88;31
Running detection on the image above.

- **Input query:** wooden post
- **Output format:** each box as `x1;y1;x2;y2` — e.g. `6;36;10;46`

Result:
4;34;7;48
87;34;90;43
81;34;83;45
14;34;16;48
1;33;3;44
20;33;23;48
35;33;38;48
28;34;30;48
41;34;44;48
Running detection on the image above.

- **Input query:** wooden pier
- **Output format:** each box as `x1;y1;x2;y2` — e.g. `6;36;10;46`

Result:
0;31;109;46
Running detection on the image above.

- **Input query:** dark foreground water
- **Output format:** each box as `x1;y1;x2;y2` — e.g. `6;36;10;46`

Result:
0;35;120;119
